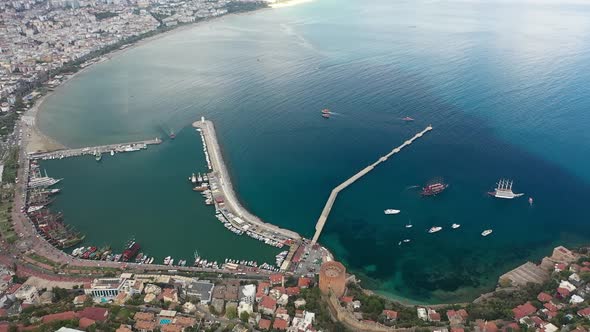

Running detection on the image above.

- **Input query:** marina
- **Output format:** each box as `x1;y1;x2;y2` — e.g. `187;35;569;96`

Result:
192;118;302;251
28;137;162;161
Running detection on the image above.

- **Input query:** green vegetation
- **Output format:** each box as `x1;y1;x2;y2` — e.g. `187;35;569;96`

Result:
239;311;250;322
0;201;17;243
226;1;268;13
226;306;238;319
2;147;19;184
94;11;119;20
299;287;350;332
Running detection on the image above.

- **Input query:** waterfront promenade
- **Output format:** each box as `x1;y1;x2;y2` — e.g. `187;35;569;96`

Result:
193;118;301;241
312;125;433;244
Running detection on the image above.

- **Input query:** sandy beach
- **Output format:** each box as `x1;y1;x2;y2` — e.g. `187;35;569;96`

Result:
269;0;315;8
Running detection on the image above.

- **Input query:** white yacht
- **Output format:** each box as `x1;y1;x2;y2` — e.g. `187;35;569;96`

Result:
384;209;401;215
428;226;442;233
481;229;493;237
451;223;461;229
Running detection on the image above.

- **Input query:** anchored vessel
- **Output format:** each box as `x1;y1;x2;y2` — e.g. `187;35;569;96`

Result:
428;226;442;233
451;223;461;229
384;209;400;215
488;179;523;199
421;180;449;196
481;229;493;237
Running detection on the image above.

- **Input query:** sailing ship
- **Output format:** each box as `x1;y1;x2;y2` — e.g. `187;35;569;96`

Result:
488;179;523;199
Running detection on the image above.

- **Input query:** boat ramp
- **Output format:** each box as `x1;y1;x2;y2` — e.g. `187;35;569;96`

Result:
27;138;162;160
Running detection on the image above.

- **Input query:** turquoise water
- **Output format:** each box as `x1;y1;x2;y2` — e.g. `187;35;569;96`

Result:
38;0;590;303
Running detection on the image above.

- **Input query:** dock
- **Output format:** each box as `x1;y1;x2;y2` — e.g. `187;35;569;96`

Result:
193;118;301;243
311;125;433;244
27;138;162;160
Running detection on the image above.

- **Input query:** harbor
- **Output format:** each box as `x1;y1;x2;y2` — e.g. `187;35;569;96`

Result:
192;117;302;248
27;137;162;161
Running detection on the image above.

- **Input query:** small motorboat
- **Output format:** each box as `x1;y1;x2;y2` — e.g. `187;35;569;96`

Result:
451;223;461;229
384;209;401;215
428;226;442;233
402;116;415;121
481;229;493;237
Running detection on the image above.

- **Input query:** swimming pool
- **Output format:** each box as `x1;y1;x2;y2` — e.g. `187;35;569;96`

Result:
159;318;171;325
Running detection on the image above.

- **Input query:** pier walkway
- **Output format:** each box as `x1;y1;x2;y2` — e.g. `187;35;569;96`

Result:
311;125;433;244
193;118;301;241
27;138;162;160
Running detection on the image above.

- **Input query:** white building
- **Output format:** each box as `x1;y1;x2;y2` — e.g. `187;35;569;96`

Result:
239;284;256;304
14;285;39;304
84;274;141;302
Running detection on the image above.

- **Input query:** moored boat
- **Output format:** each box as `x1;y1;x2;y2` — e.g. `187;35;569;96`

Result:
428;226;442;233
421;180;449;196
488;179;523;199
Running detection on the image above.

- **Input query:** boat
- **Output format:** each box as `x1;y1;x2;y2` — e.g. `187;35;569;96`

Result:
169;131;176;139
403;239;411;243
451;223;461;229
197;173;203;182
405;219;412;228
193;184;208;191
322;113;330;119
110;150;114;156
384;209;401;215
163;256;171;265
529;197;534;206
321;109;331;114
488;179;524;199
421;180;449;196
122;243;140;261
27;205;45;213
481;229;493;237
402;116;415;121
191;173;197;184
428;226;442;233
95;152;102;162
398;241;402;246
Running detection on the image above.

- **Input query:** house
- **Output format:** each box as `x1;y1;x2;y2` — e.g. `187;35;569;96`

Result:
428;308;441;322
14;285;39;304
185;280;214;304
277;293;289;306
286;287;300;296
340;296;353;304
417;307;428;321
162;288;179;303
352;300;362;310
512;302;537;320
256;282;270;302
273;318;289;330
542;309;558;320
571;294;585;304
161;324;183;332
258;318;272;330
73;294;87;306
476;319;498;332
503;322;520;332
134;312;155;321
557;287;571;298
537;292;552;303
276;307;290;322
294;298;306;309
447;309;468;325
291;311;315;331
298;277;312;289
134;320;158;332
269;274;284;286
79;317;95;329
555;263;567;272
560;280;577;292
259;296;277;316
544;302;558;312
114;291;129;305
382;310;398;321
79;307;108;321
174;315;197;328
577;307;590;318
543;323;559;332
116;325;133;332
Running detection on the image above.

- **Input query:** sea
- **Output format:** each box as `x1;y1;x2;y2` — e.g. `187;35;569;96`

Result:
37;0;590;303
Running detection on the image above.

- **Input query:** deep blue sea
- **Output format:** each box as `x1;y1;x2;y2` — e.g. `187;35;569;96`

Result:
38;0;590;303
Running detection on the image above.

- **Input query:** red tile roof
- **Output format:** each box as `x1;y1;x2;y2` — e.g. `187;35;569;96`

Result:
577;307;590;317
286;287;300;296
531;316;545;327
513;302;537;320
557;287;571;297
298;277;312;288
340;296;353;303
258;318;272;330
273;318;289;330
544;302;558;312
6;283;21;294
260;296;277;310
269;274;284;284
429;312;441;321
478;320;499;332
79;307;109;321
42;311;77;323
382;310;398;320
79;317;96;329
504;322;520;332
537;292;552;302
545;311;558;319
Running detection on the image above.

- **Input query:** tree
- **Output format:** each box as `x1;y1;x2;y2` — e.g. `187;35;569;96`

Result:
226;306;238;319
240;311;250;322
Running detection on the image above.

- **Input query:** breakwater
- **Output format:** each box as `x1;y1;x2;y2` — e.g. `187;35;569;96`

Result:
27;138;162;160
312;125;433;244
192;118;302;243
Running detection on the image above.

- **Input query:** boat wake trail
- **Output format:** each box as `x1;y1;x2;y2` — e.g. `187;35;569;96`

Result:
405;185;419;190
